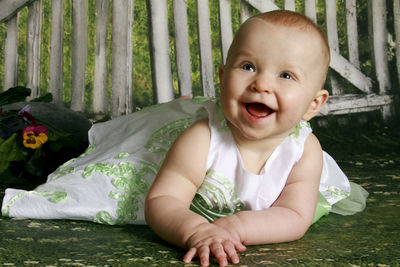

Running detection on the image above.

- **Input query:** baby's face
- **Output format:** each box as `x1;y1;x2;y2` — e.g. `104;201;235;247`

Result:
219;19;328;141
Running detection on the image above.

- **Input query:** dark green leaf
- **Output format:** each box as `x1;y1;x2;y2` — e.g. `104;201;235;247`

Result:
0;87;31;106
30;93;53;103
0;133;25;173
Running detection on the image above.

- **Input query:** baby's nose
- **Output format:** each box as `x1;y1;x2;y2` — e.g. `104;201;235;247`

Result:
250;74;274;93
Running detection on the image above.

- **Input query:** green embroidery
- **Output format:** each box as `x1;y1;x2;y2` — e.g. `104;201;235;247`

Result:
93;211;115;225
190;169;245;222
83;161;158;225
215;101;229;132
51;145;97;180
52;166;75;179
290;121;311;138
78;145;96;158
1;191;67;217
1;192;26;217
327;185;351;200
145;118;194;156
31;191;68;204
114;152;129;159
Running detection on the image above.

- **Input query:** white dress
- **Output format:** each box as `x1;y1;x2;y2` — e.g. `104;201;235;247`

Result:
1;98;368;225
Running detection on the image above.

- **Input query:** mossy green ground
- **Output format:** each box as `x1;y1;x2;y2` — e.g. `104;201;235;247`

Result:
1;114;399;266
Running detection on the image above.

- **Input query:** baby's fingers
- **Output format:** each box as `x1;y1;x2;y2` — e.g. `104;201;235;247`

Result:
198;246;211;266
210;243;228;266
220;241;240;265
232;239;247;252
184;246;212;267
183;247;197;264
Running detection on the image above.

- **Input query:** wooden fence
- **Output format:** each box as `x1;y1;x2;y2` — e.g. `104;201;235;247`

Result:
0;0;399;119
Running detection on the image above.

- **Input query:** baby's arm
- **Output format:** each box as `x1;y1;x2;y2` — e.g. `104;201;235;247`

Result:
213;133;323;245
145;120;245;266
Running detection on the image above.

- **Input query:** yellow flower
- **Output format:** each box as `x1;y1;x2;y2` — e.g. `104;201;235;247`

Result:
22;126;48;149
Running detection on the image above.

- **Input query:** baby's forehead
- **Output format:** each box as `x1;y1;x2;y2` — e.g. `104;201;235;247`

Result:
246;15;330;59
234;17;329;68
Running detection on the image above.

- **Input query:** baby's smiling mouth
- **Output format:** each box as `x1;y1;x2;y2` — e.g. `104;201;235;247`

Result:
245;103;273;118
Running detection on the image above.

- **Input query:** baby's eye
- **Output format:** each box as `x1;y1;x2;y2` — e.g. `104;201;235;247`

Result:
280;72;292;80
242;63;255;72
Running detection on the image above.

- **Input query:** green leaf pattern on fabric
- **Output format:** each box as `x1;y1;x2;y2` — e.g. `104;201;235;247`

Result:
31;191;68;204
114;152;129;159
190;169;245;222
1;192;26;216
215;101;230;132
145;118;194;156
83;160;158;225
327;185;351;200
290;121;311;138
52;145;96;180
1;190;67;216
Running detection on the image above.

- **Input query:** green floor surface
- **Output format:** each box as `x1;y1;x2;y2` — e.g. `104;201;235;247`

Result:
1;117;399;266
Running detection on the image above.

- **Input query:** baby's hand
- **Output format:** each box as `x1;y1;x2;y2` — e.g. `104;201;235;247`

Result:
183;223;246;266
212;214;246;243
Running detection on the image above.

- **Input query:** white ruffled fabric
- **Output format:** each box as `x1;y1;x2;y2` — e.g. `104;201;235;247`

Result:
1;98;367;225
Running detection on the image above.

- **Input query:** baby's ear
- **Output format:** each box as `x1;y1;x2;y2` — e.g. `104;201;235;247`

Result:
302;89;329;121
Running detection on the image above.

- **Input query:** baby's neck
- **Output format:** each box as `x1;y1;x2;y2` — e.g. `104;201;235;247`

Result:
232;133;287;175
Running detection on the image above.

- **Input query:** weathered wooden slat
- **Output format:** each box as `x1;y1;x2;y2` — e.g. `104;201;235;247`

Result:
125;0;134;114
330;50;372;94
173;0;192;97
26;0;42;99
370;0;391;94
218;0;233;64
305;0;316;23
112;0;128;116
393;0;400;86
284;0;295;11
197;0;215;97
239;0;253;24
326;0;342;96
49;0;64;104
0;0;35;23
93;0;109;115
71;0;88;112
346;0;360;68
321;94;394;116
147;0;174;103
243;0;278;13
4;15;18;91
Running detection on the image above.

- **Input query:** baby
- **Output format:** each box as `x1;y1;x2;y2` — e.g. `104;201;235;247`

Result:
145;10;363;266
2;10;367;267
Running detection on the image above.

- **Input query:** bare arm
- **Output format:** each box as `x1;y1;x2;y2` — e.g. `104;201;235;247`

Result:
145;119;211;246
213;133;323;245
145;119;246;266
